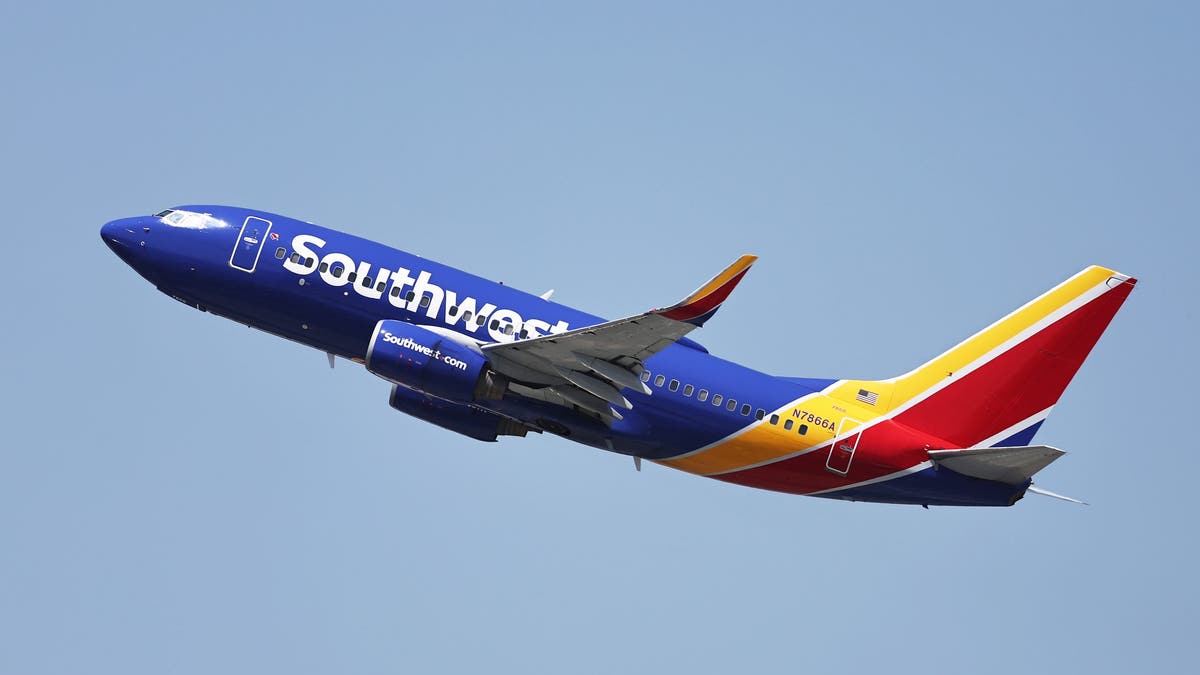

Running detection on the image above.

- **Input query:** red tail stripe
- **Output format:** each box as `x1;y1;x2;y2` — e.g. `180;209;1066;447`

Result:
894;280;1134;447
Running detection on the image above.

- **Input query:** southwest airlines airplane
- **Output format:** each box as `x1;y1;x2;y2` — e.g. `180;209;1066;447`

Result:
101;206;1136;507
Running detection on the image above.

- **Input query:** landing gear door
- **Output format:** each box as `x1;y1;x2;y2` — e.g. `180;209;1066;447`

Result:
230;216;272;273
827;417;863;475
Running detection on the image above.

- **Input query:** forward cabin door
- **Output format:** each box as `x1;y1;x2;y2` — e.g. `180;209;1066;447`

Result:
229;216;273;272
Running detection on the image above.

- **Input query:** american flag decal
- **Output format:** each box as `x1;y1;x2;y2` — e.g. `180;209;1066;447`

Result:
856;388;879;405
269;232;279;241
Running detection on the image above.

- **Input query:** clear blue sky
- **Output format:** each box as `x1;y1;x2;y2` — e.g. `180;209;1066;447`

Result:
2;2;1196;673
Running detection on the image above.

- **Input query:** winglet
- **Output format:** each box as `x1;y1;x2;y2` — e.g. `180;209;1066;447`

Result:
656;254;758;326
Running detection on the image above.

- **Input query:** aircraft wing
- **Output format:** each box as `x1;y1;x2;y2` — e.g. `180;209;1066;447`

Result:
482;254;757;420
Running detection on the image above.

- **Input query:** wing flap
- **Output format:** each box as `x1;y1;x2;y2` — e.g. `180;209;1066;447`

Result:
576;354;652;394
485;255;756;418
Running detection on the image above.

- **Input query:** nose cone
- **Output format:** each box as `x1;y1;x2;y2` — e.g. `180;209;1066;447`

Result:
101;219;125;249
101;217;147;269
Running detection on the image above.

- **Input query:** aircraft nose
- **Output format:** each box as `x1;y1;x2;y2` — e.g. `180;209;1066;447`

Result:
101;217;148;266
101;218;130;248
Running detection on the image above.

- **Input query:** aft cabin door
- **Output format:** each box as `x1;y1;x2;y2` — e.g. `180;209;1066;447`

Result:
826;418;863;475
229;216;272;272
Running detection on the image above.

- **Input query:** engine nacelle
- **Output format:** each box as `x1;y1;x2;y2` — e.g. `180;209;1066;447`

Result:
389;385;528;442
366;320;507;401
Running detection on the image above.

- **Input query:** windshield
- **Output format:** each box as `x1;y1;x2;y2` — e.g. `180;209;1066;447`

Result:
157;209;228;230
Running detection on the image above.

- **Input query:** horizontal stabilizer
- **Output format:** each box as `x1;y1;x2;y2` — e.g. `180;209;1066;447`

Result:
928;445;1065;485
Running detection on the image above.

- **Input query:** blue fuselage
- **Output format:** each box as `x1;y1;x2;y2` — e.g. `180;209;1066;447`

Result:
101;205;831;461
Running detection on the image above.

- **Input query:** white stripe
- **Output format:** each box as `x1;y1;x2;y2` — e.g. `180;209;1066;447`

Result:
978;407;1054;448
880;278;1112;420
883;267;1110;383
806;461;934;496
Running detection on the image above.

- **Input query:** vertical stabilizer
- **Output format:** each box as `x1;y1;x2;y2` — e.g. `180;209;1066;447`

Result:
829;267;1136;448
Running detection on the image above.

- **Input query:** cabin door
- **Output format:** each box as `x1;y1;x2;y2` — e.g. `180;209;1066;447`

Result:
826;418;863;475
229;216;273;272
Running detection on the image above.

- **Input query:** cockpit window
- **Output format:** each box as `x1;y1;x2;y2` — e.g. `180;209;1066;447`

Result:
158;209;228;230
154;209;174;218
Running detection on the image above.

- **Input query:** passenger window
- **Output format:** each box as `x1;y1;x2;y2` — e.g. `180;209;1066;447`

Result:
331;263;344;277
769;414;780;425
741;404;751;416
518;330;528;339
406;291;416;302
289;252;301;263
421;296;432;308
489;319;499;329
319;261;329;273
727;399;737;411
669;379;680;392
305;257;314;267
755;408;765;420
462;311;473;321
503;324;514;335
799;424;808;435
683;384;694;397
376;281;386;292
390;286;401;298
784;419;794;431
640;371;651;382
363;276;373;287
698;389;709;402
654;375;666;387
712;394;723;406
448;306;458;316
274;247;286;259
347;272;357;283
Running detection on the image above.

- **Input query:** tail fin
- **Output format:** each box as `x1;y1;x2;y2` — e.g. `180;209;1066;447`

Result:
830;266;1136;447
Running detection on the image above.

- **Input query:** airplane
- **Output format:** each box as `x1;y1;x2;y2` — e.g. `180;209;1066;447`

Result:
101;206;1136;507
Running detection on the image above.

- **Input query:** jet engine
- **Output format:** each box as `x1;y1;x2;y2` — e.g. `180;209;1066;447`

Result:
366;320;508;401
388;384;528;442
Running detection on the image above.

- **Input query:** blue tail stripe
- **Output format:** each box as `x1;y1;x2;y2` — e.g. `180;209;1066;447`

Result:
992;420;1044;448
